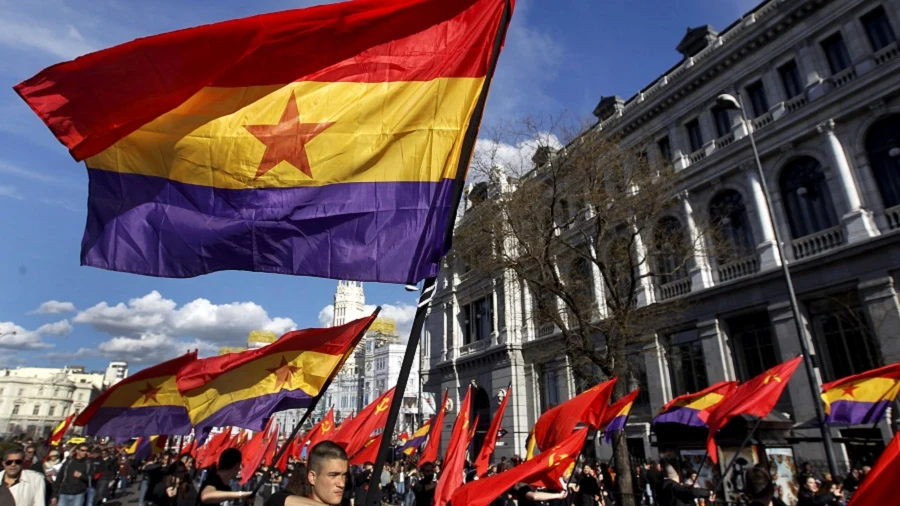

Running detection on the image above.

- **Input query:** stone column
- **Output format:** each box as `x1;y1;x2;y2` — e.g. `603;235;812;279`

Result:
681;192;714;289
817;120;879;243
698;319;736;383
446;300;456;360
587;241;609;320
522;280;534;342
746;168;782;270
643;335;672;416
491;278;500;345
795;40;827;100
632;223;657;307
858;276;900;364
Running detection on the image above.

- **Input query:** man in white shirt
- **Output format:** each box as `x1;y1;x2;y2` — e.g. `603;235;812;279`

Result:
1;447;46;506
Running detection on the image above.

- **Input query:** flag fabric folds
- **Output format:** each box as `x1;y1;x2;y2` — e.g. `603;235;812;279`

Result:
420;390;448;464
241;429;278;486
75;351;196;438
435;387;473;506
450;427;588;506
474;385;510;476
176;314;374;436
821;363;900;426
15;0;515;284
653;381;738;427
305;408;336;452
330;388;396;458
402;417;432;455
601;389;639;443
134;435;168;462
848;430;899;506
532;379;615;452
705;357;802;462
349;434;383;466
48;413;76;446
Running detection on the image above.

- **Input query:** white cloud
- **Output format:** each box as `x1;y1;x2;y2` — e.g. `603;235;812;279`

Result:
0;321;55;350
0;15;96;60
0;185;23;201
36;320;73;337
473;134;563;177
30;300;76;314
73;290;297;344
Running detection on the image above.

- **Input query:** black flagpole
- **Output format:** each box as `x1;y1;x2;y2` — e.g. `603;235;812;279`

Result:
363;2;513;505
251;307;381;497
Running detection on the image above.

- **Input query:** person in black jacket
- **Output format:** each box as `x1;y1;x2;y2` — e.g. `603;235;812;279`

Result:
797;475;842;506
656;461;714;506
93;449;117;506
744;465;788;506
51;445;92;506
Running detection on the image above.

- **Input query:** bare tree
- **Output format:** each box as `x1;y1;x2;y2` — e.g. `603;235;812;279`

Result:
455;114;713;506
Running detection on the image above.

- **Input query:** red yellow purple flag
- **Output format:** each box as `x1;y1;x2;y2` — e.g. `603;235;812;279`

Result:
14;0;515;284
705;357;802;462
48;413;76;446
821;363;900;426
451;427;588;506
176;314;375;437
75;351;196;438
652;381;738;427
601;389;639;443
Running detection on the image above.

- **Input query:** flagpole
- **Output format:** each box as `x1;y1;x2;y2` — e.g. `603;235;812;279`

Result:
250;307;381;497
362;1;513;505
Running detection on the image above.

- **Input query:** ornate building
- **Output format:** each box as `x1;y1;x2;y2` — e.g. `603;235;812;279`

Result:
0;364;120;438
423;0;900;468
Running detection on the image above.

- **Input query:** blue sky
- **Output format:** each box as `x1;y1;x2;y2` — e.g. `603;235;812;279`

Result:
0;0;755;371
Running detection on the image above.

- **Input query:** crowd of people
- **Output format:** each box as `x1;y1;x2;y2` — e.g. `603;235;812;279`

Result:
0;434;884;506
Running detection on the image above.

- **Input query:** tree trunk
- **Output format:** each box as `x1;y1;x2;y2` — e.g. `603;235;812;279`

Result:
611;361;635;506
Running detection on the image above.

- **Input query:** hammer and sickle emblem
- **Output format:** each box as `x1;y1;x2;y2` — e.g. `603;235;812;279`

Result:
376;397;390;413
548;453;569;468
322;421;331;432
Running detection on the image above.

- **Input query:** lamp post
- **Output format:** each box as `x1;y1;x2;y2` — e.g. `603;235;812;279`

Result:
716;93;840;476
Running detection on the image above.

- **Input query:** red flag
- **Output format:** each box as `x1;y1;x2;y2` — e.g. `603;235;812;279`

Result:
451;427;588;506
48;413;76;446
180;438;197;457
264;429;280;466
848;430;900;506
533;378;615;452
331;388;395;458
474;385;510;476
240;429;269;477
240;429;278;486
435;387;473;506
289;434;304;461
349;434;383;466
705;357;802;462
420;390;448;464
305;408;336;451
201;428;234;468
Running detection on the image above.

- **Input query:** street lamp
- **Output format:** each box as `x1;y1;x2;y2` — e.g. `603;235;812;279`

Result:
716;93;840;476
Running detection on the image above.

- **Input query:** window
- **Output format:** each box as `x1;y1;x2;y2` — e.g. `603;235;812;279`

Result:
653;217;689;285
727;313;778;381
49;406;56;417
709;190;755;262
861;7;897;51
779;60;804;99
821;33;852;74
462;296;493;344
657;136;672;163
864;115;900;208
541;366;561;411
745;81;769;118
33;405;40;416
711;106;732;138
809;294;881;381
685;119;703;152
12;405;20;415
667;335;708;397
779;157;839;238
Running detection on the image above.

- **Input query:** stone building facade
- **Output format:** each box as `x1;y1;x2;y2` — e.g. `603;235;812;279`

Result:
422;0;900;467
0;365;118;438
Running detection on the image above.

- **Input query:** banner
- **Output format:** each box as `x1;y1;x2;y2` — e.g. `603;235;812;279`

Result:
679;449;719;490
719;445;760;504
765;448;799;506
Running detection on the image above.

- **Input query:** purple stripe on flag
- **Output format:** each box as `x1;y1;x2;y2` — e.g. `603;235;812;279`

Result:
193;389;315;435
402;434;427;451
652;407;708;427
82;168;455;284
85;405;192;438
604;415;628;443
825;400;891;426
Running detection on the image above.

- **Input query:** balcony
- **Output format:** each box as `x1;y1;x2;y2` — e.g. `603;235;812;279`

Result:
751;110;774;131
716;254;761;283
791;225;845;260
713;131;736;150
536;322;557;339
784;93;808;114
830;67;858;89
459;339;491;357
687;148;707;164
873;42;899;67
885;204;900;230
658;277;692;301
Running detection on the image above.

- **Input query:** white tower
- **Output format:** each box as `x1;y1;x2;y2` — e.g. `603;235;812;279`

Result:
333;281;366;326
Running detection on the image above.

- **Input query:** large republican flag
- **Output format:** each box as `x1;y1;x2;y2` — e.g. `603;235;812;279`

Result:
14;0;515;284
75;351;196;438
176;314;375;437
600;389;639;443
653;381;738;427
705;357;802;462
821;363;900;426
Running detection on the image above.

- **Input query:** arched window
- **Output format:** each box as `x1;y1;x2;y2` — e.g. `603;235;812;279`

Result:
864;115;900;209
709;189;755;261
606;237;635;303
779;157;838;238
653;217;689;284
